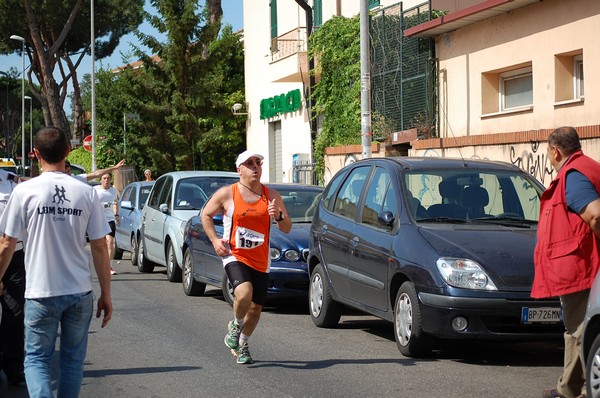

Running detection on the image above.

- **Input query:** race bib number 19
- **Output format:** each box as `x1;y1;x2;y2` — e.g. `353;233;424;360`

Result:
235;227;265;249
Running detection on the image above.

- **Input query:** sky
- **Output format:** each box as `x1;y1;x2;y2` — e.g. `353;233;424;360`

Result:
0;0;244;112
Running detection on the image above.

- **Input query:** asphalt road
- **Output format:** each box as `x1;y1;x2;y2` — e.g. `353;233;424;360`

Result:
1;253;565;398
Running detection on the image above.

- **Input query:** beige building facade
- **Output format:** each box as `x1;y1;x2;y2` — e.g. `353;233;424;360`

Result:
404;0;600;186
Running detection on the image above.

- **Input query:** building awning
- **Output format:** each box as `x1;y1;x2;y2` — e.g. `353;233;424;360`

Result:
404;0;540;38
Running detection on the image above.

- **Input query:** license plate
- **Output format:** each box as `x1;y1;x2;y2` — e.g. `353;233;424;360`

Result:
521;307;562;324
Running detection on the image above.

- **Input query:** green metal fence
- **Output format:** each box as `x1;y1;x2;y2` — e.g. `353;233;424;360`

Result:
371;1;437;139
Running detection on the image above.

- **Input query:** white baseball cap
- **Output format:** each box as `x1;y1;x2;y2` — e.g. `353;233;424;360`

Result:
235;150;264;168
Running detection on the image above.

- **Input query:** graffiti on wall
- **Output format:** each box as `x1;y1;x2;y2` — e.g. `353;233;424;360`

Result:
509;142;555;186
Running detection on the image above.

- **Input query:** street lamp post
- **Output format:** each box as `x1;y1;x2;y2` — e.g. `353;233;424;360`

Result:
24;95;32;152
10;34;25;173
0;71;9;157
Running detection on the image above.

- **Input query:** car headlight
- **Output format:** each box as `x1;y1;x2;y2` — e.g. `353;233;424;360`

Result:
284;250;300;262
436;258;497;290
270;247;281;260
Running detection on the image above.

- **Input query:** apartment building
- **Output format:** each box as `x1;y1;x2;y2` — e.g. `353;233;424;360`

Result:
404;0;600;186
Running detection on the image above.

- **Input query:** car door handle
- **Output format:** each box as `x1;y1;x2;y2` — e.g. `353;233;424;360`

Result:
351;236;359;246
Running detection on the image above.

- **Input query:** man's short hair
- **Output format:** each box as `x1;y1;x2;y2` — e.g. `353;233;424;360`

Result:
34;126;69;164
548;126;581;156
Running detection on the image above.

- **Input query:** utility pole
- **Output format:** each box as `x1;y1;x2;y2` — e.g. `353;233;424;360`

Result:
91;0;97;171
0;71;9;157
360;0;372;159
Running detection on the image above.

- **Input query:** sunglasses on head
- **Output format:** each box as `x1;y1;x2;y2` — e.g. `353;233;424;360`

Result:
243;159;263;167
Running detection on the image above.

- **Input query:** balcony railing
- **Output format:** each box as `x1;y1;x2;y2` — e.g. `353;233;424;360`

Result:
271;27;308;62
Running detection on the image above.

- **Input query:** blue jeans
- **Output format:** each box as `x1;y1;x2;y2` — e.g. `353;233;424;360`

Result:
24;291;93;398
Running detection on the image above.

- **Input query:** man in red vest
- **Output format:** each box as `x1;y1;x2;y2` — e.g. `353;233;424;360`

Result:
533;126;600;398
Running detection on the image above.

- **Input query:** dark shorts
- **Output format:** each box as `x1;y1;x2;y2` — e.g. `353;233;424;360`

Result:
108;221;116;237
224;261;269;306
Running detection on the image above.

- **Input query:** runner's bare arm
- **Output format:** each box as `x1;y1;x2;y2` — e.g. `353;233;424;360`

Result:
268;189;292;233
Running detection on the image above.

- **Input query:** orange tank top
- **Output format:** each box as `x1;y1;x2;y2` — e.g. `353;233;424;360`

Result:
227;183;271;272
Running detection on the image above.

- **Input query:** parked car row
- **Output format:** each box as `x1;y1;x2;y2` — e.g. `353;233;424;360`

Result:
115;181;154;263
182;183;323;304
114;156;566;358
139;171;239;281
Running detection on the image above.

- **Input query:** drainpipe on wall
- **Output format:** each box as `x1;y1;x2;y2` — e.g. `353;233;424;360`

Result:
295;0;317;163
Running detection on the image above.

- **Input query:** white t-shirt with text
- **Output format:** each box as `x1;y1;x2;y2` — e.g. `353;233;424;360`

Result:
0;171;110;299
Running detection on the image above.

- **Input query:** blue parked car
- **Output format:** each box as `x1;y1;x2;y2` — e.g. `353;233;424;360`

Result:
182;183;323;305
115;181;155;264
308;157;563;357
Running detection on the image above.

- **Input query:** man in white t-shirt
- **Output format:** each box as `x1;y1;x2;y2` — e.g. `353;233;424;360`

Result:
0;168;26;386
0;126;112;397
94;173;119;275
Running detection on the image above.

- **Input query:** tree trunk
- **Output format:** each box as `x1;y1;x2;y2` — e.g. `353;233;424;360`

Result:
23;0;81;134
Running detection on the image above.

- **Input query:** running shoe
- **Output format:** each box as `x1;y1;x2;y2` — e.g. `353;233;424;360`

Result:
110;267;117;275
224;320;242;350
236;342;252;364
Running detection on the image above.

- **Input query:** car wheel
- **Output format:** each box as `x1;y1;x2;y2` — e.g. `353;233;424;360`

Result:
587;333;600;398
221;274;234;307
182;248;205;296
309;263;342;327
114;240;124;260
137;237;154;273
130;235;139;266
394;282;431;357
166;241;182;282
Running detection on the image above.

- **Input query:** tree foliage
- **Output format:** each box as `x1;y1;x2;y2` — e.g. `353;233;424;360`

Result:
0;0;144;135
81;0;246;177
309;15;361;182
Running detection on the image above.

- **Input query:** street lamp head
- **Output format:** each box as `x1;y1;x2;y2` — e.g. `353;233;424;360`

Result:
24;95;31;100
232;103;243;112
10;35;25;42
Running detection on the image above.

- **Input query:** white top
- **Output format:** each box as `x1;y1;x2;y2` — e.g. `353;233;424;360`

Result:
94;185;118;222
0;169;18;215
0;172;110;299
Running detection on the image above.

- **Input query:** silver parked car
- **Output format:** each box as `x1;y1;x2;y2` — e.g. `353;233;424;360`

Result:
583;272;600;398
138;171;239;281
114;181;154;264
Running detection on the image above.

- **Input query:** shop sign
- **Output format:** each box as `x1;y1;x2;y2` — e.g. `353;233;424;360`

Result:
260;89;302;120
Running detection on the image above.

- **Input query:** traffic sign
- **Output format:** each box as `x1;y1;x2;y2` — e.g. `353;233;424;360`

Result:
83;135;92;152
28;151;35;160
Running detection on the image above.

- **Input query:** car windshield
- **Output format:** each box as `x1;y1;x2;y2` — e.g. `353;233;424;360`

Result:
175;176;238;210
276;186;323;223
403;169;544;223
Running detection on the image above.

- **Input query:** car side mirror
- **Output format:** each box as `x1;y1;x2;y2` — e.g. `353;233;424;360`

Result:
121;200;133;210
213;214;224;226
378;211;395;228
